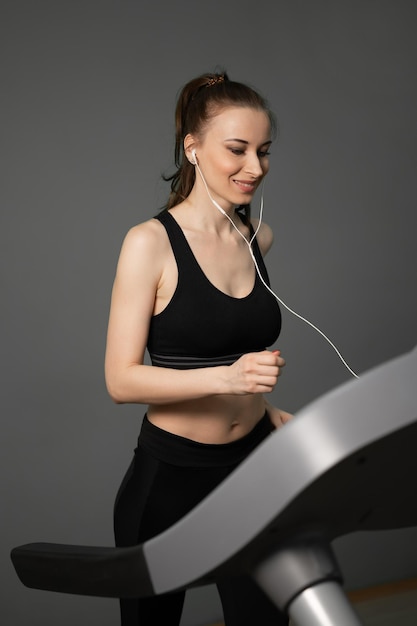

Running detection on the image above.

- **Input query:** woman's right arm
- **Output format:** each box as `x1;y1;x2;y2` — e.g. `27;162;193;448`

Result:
104;221;282;406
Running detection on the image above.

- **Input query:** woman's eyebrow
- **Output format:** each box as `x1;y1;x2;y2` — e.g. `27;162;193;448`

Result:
224;138;273;146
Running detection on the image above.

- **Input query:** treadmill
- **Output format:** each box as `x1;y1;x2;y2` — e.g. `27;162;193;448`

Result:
11;345;417;625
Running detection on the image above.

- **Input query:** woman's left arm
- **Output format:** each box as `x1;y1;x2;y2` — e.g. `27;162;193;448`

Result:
251;219;274;256
264;399;294;429
254;222;293;427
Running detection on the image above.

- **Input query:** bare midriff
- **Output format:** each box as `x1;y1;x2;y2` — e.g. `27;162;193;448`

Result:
147;393;266;444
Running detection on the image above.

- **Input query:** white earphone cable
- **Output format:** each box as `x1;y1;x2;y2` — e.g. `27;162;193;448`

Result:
195;159;359;379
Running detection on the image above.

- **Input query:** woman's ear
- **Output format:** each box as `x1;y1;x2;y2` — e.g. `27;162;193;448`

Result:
184;134;197;165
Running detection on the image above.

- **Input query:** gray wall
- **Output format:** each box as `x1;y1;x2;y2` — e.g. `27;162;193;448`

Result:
2;1;417;624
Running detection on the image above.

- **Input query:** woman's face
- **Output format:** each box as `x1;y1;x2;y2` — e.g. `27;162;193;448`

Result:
193;106;272;210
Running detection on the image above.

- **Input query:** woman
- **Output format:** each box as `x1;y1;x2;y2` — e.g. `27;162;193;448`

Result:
105;71;292;625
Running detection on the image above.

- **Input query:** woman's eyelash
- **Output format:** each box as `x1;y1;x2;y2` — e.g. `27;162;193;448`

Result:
229;148;271;157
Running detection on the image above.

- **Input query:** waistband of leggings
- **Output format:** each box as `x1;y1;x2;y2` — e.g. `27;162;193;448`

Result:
137;412;275;468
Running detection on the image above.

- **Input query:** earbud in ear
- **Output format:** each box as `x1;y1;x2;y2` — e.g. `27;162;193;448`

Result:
190;149;197;165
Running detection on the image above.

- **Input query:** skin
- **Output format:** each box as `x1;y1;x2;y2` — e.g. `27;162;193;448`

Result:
105;106;293;444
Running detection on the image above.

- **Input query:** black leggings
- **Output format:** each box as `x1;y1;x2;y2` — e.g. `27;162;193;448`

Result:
114;413;288;626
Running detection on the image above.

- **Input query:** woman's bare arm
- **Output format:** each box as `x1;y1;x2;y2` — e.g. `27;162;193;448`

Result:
105;220;284;405
264;399;294;428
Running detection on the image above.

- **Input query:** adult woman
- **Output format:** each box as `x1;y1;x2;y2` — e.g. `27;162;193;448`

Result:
105;71;291;626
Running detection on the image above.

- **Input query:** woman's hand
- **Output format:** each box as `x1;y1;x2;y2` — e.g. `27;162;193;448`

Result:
265;400;294;428
226;350;285;395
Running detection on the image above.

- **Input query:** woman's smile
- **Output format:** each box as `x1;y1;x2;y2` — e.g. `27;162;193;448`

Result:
232;178;259;194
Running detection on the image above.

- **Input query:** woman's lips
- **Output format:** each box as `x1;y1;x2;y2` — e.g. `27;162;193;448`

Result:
233;179;258;193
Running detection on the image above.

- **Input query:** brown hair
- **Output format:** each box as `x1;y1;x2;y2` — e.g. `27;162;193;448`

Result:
162;70;276;221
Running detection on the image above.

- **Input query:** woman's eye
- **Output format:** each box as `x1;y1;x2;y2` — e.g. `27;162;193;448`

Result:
229;148;271;157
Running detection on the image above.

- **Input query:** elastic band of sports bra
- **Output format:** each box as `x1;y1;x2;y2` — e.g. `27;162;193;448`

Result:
149;352;247;369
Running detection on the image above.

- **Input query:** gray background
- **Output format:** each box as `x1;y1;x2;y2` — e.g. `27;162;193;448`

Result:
2;1;417;624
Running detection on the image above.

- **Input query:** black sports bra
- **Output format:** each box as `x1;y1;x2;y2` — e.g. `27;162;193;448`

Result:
147;210;281;369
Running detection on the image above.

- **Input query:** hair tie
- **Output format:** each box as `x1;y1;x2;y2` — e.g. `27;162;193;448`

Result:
205;75;225;87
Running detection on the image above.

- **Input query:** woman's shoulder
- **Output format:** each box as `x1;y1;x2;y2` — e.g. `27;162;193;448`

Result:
121;214;170;256
113;217;172;282
251;218;274;256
